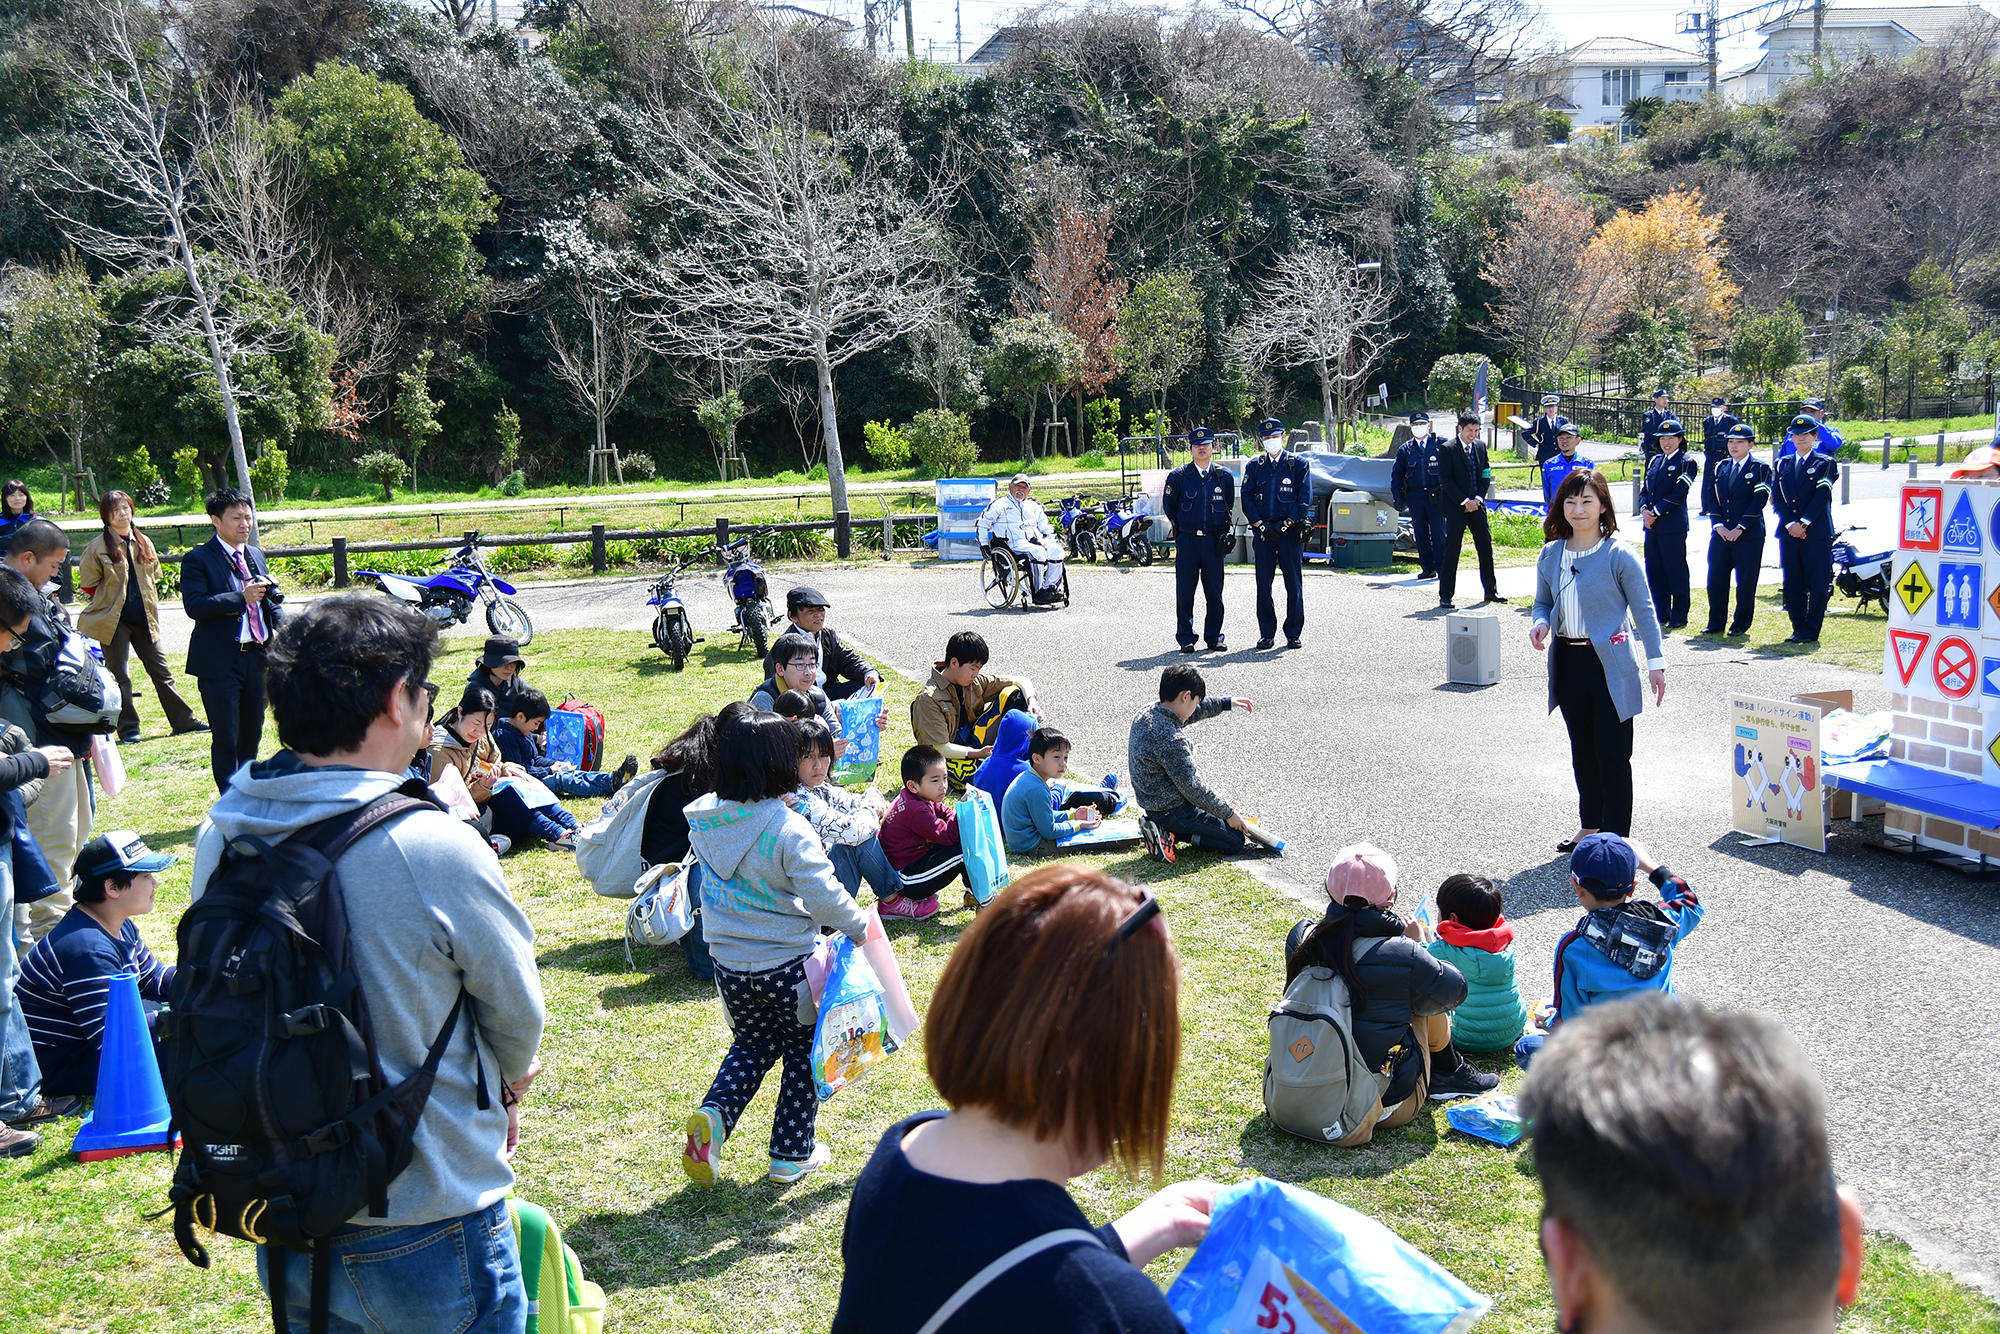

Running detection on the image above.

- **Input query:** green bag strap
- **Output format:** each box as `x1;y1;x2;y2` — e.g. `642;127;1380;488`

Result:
511;1198;549;1332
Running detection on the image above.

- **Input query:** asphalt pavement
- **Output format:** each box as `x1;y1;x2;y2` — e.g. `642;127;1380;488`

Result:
142;522;2000;1294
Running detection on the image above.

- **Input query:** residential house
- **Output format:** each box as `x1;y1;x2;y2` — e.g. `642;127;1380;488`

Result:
1724;5;1990;103
1533;36;1706;140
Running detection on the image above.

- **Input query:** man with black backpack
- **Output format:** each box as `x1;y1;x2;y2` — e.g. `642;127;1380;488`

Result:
174;595;544;1333
1;520;109;942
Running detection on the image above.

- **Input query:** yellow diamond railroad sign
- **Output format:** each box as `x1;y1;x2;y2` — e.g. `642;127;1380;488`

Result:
1897;561;1935;618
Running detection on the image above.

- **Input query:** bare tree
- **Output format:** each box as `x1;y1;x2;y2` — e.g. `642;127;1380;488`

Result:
428;0;480;37
540;219;651;484
1482;182;1627;386
630;60;954;518
1234;244;1399;438
772;371;823;472
1224;0;1541;109
32;1;264;499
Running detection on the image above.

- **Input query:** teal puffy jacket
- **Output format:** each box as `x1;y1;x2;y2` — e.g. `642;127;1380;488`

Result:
1426;922;1530;1053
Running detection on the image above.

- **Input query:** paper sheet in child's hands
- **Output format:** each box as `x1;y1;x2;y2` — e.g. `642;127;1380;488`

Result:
1057;818;1144;848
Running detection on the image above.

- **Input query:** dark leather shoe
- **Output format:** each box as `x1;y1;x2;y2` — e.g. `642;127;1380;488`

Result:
1285;638;1302;650
1178;643;1198;654
1207;638;1227;652
117;731;140;746
6;1095;79;1127
1556;837;1579;853
1254;638;1275;651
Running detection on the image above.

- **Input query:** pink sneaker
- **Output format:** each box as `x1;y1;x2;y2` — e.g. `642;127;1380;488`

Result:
878;893;939;921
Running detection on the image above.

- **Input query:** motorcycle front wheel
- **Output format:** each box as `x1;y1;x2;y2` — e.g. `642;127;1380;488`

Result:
1077;529;1098;564
487;596;534;645
654;613;688;670
743;604;769;661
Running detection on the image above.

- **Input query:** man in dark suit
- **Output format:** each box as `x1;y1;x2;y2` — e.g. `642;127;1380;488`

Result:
1437;412;1505;609
182;488;284;792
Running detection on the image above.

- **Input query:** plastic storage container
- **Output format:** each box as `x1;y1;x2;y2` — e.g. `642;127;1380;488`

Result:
1329;534;1397;569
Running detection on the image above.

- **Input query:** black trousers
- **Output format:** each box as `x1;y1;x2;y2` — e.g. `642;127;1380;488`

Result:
1643;517;1691;627
1252;531;1304;641
197;646;267;793
1779;531;1834;641
1705;526;1765;634
1439;506;1498;604
1174;535;1227;648
1409;496;1446;577
1553;641;1633;835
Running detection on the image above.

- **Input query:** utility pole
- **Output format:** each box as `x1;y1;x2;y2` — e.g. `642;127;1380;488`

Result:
1812;0;1823;60
955;0;962;62
1705;0;1720;93
904;0;915;60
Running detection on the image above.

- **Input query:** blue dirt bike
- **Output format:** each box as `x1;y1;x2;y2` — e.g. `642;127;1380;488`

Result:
359;533;534;644
1058;494;1105;561
647;556;702;670
718;534;777;660
1097;497;1155;566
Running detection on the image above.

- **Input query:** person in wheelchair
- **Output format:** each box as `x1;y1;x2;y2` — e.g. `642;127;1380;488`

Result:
977;473;1068;605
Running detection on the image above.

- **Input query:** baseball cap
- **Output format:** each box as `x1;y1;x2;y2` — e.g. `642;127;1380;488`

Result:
1325;843;1397;909
1009;473;1033;487
1950;445;2000;479
1409;410;1431;425
786;586;831;614
1570;832;1637;896
1557;421;1581;439
75;831;177;882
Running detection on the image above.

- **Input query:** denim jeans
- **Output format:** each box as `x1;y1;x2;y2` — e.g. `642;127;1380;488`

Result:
542;768;616;800
1150;802;1249;853
828;838;899;901
0;853;41;1118
256;1199;525;1334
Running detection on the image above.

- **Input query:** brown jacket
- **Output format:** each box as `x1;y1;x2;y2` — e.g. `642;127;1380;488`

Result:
429;721;504;801
910;663;1031;761
76;531;164;643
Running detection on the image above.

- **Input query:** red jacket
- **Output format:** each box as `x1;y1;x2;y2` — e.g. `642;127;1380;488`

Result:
880;790;959;871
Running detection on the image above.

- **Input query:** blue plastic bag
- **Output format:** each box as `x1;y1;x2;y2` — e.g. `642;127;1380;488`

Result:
953;787;1011;906
1167;1178;1489;1334
543;709;586;769
809;935;897;1101
1444;1092;1524;1147
832;689;885;783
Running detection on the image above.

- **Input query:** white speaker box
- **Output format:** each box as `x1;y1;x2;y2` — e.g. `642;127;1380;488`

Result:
1446;613;1501;686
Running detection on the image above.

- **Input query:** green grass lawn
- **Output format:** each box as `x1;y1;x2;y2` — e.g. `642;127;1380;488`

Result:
0;630;1990;1332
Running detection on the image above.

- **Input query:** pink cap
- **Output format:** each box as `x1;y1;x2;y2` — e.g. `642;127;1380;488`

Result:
1325;843;1398;908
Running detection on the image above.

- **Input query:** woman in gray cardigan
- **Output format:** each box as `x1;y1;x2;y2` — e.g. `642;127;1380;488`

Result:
1529;470;1667;847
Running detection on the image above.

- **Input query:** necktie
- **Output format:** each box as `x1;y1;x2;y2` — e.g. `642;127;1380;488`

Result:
231;548;267;643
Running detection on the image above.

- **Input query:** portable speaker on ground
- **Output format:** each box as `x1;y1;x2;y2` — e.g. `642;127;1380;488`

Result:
1445;613;1501;686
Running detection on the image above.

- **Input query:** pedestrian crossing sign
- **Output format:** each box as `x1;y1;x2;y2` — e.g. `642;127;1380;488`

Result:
1896;561;1935;618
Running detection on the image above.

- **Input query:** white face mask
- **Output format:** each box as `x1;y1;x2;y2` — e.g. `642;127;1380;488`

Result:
1410;424;1430;439
1263;437;1283;455
1711;407;1723;418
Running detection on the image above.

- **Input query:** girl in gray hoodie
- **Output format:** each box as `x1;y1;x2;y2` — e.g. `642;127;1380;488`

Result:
681;711;869;1188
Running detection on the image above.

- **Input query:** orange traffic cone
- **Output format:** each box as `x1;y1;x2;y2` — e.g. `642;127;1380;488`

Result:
72;973;178;1161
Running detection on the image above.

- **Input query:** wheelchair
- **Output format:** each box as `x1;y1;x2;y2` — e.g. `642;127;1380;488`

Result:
979;543;1070;610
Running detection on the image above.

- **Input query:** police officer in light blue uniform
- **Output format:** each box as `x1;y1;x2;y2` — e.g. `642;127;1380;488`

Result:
1640;416;1699;629
1699;397;1739;516
1774;414;1840;642
1779;398;1844;460
1164;427;1234;652
1390;410;1445;579
1243;416;1311;650
1541;421;1593;506
1522;394;1566;465
1703;422;1771;637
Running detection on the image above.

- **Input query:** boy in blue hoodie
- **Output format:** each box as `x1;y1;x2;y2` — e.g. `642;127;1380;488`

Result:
492;687;637;799
1000;727;1102;855
1517;833;1703;1068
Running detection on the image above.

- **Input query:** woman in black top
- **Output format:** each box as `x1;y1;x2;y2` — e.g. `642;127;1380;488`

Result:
834;864;1216;1334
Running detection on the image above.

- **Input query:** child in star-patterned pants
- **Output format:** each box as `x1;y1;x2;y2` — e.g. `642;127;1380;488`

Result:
702;957;819;1163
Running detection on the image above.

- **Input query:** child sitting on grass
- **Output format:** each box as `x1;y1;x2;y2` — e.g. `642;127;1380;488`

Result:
1516;833;1703;1068
753;632;844;754
784;717;897;903
492;686;638;800
877;745;969;921
1000;727;1103;855
1129;664;1259;862
1422;873;1530;1054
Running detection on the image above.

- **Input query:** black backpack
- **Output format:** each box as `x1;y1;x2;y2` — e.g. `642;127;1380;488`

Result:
159;782;488;1333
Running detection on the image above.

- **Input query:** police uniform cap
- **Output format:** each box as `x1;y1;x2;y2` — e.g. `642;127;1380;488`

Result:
1188;427;1215;447
1657;417;1686;438
1258;417;1285;438
1539;394;1561;407
1726;423;1756;441
1710;396;1727;406
1408;410;1430;425
1787;414;1820;435
1652;388;1670;399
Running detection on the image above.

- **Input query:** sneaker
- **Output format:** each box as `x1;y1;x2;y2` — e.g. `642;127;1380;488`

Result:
1438;600;1455;610
613;754;639;790
1428;1065;1501;1101
1139;816;1176;864
1207;637;1227;652
768;1140;831;1185
683;1107;725;1187
0;1126;39;1158
878;894;938;921
489;835;512;856
1177;643;1198;654
548;833;579;853
4;1095;78;1127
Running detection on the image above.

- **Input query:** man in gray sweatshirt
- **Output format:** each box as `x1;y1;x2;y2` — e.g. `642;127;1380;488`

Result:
189;595;545;1333
1128;663;1257;861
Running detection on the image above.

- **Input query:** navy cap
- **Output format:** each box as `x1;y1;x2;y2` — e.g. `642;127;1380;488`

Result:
75;830;177;882
1188;427;1215;447
1408;410;1430;425
1802;398;1827;413
1727;423;1756;441
1657;417;1685;438
786;586;830;613
1653;387;1670;399
1710;396;1726;406
1539;394;1561;407
1557;420;1581;438
1258;417;1285;438
1570;832;1637;896
1787;414;1820;435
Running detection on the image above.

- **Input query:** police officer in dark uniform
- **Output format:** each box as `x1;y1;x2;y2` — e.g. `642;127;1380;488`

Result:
1522;394;1565;465
1390;410;1445;580
1774;414;1840;643
1243;415;1310;650
1164;426;1234;652
1640;417;1699;630
1640;388;1674;460
1703;423;1771;637
1699;396;1739;517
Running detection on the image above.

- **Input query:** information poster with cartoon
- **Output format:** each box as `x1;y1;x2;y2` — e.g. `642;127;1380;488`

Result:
1730;694;1825;852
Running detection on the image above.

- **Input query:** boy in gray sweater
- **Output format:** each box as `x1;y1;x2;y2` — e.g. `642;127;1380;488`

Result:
1128;663;1257;862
